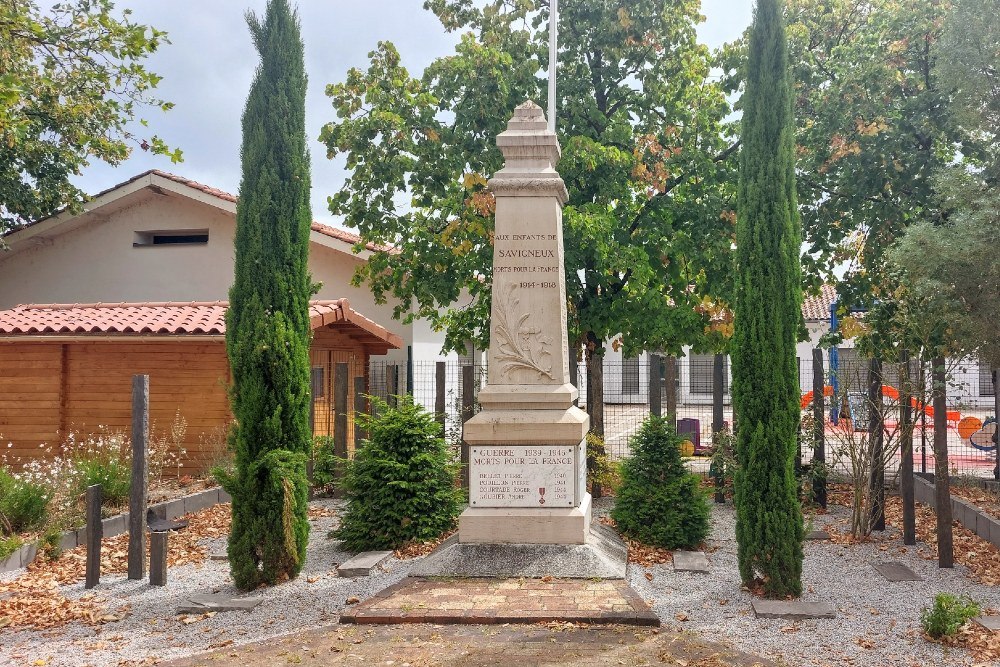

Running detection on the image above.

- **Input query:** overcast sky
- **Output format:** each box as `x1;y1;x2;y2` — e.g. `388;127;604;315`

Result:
74;0;754;226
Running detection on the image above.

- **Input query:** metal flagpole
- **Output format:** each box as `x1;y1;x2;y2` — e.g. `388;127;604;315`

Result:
548;0;558;133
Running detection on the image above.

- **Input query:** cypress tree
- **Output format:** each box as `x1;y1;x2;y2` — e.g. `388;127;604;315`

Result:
221;0;313;589
731;0;804;598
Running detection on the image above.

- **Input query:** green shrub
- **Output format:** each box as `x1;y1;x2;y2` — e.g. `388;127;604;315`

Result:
612;416;710;549
72;455;131;506
586;432;618;493
312;435;339;491
333;396;461;552
921;593;981;638
0;468;50;533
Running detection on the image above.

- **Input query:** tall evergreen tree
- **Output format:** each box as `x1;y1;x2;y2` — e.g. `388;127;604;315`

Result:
221;0;313;589
731;0;804;598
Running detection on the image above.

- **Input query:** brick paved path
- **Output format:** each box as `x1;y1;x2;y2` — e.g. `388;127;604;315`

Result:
341;577;659;625
160;623;775;667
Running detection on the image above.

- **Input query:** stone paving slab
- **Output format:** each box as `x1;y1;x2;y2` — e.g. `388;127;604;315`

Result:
873;561;922;582
672;550;710;573
751;600;836;620
177;593;263;614
336;550;393;577
340;577;659;626
806;530;831;540
974;616;1000;631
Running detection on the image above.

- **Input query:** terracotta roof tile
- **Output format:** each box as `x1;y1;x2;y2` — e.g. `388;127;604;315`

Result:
0;300;402;349
802;284;837;321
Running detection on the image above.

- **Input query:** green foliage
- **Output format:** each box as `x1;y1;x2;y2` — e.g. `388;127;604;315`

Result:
921;593;981;638
0;0;180;233
321;0;738;359
223;0;313;589
0;535;24;561
785;0;962;310
585;432;617;493
731;0;804;599
611;416;709;549
71;454;131;507
333;397;461;552
311;436;339;491
0;468;50;534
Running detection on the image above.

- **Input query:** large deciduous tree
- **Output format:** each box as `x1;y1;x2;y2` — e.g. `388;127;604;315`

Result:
0;0;180;233
320;0;738;430
221;0;313;590
732;0;804;599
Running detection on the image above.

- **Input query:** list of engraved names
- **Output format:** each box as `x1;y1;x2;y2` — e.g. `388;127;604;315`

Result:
470;446;575;507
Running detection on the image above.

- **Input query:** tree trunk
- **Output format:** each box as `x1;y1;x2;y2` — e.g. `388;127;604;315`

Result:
933;356;954;568
586;332;605;498
867;357;885;532
899;351;916;545
663;355;678;428
994;368;999;481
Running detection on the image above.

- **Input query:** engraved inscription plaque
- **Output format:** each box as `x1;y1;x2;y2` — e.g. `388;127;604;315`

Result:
470;445;578;507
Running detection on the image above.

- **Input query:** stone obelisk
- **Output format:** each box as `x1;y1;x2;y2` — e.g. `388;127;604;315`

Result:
459;101;591;545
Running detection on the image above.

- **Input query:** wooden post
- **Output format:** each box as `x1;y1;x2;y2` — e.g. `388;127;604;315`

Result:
334;363;349;460
353;376;367;448
386;363;398;408
460;365;475;489
128;375;149;581
649;354;662;418
569;349;579;406
994;367;1000;481
933;356;954;567
85;485;102;589
435;361;446;435
812;349;827;509
900;350;916;545
712;353;726;504
149;531;168;586
920;360;928;474
867;357;885;532
664;355;677;427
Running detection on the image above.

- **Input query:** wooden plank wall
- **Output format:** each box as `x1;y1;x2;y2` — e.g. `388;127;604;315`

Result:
0;340;231;473
310;327;368;453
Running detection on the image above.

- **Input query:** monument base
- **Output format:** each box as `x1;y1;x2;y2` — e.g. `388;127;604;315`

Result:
459;493;592;545
410;520;627;579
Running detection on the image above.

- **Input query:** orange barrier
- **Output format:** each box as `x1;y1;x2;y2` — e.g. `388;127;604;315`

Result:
800;384;961;423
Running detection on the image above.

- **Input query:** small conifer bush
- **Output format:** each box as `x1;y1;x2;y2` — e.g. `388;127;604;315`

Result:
612;416;710;549
333;397;461;552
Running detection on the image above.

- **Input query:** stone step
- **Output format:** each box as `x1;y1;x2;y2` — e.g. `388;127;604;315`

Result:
337;550;393;577
177;593;263;614
751;600;836;620
672;550;710;573
805;530;830;540
872;561;922;582
974;616;1000;631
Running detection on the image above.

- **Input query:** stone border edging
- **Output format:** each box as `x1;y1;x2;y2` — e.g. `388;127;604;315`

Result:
912;474;1000;548
0;486;231;573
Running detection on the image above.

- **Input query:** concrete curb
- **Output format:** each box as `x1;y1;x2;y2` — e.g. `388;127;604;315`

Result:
0;486;229;574
912;475;1000;549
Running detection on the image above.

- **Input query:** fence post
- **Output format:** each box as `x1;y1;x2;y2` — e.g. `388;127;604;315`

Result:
128;375;149;580
649;354;662;418
933;356;954;568
900;350;916;545
569;349;579;406
919;360;928;474
85;484;102;589
811;349;827;509
435;361;446;435
712;354;726;504
386;363;398;408
867;357;885;532
334;363;349;461
353;376;367;448
664;355;677;427
994;367;1000;481
406;345;414;396
460;365;475;489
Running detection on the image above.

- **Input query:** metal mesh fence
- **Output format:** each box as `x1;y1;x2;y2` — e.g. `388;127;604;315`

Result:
360;351;999;481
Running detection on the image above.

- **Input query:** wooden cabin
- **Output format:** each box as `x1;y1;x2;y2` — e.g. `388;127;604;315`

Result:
0;299;401;473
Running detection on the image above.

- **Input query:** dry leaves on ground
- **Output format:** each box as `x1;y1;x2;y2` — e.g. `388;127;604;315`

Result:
0;503;232;630
598;517;674;566
393;529;456;560
950;485;1000;521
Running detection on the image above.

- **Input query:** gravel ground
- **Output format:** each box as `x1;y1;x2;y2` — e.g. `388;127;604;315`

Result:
2;497;996;667
0;498;417;667
608;496;999;667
